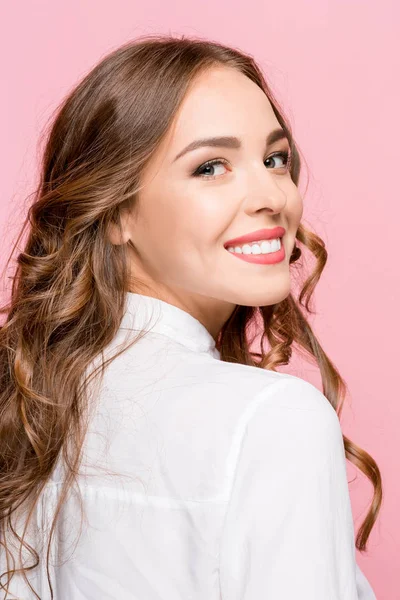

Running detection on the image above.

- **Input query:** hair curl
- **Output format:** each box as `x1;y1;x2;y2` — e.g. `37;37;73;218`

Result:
0;34;382;599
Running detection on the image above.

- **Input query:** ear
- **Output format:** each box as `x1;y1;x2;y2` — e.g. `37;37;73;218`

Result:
106;209;132;246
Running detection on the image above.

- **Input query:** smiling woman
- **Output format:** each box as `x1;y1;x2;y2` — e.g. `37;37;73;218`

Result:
109;64;303;324
0;34;381;599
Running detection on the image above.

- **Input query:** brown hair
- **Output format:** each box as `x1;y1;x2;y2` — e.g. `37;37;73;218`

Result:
0;34;382;598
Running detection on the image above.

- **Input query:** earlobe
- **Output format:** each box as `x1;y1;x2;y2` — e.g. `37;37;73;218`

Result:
106;221;131;246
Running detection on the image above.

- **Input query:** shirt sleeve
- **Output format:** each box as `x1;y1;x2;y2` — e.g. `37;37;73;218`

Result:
218;377;376;600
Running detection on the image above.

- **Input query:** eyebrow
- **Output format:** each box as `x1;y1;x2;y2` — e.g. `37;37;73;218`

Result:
173;128;289;163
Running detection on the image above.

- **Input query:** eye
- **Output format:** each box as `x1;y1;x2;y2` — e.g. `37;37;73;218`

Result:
264;150;291;170
192;150;292;180
192;158;229;179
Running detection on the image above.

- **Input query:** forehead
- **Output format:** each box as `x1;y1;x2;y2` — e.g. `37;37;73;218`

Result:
169;66;279;147
139;66;284;183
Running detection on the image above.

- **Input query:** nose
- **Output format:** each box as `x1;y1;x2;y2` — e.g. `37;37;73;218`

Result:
243;166;287;215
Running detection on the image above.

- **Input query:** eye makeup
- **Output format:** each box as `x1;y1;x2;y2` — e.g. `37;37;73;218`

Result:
191;149;292;180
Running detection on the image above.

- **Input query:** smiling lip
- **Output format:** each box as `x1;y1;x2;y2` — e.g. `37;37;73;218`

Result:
224;227;286;248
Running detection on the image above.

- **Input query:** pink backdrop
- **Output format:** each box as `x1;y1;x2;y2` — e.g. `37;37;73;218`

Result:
1;1;399;596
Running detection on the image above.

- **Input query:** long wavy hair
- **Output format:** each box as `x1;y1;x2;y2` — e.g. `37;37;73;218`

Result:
0;34;382;598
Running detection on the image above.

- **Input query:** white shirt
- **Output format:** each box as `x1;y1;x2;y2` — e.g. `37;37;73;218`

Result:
2;292;377;599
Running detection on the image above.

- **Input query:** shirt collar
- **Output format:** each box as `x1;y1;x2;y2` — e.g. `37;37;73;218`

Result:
119;292;221;360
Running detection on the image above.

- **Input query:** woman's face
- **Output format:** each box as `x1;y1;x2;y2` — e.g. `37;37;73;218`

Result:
120;66;303;338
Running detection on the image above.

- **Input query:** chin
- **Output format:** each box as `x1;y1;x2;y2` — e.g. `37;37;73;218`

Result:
240;280;291;308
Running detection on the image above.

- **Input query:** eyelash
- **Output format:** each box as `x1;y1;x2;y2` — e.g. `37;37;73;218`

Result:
192;150;292;180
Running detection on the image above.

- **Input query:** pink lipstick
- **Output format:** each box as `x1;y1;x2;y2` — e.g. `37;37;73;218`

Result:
224;227;286;265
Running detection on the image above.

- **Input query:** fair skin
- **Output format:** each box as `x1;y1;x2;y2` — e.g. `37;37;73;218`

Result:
109;66;303;341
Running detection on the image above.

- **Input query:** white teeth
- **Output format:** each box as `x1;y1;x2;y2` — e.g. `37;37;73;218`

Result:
227;238;282;255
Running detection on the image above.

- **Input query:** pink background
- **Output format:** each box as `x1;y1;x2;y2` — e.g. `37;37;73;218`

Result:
1;1;399;596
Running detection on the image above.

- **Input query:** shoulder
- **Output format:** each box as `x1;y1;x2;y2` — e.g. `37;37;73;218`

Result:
184;358;338;425
209;372;345;505
247;372;339;417
168;358;343;478
230;374;344;478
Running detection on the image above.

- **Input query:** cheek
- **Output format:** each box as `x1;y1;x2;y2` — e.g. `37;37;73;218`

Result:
134;187;211;266
287;186;303;226
158;182;233;244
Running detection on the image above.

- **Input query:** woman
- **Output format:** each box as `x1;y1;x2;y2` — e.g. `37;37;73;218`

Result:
0;35;381;599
